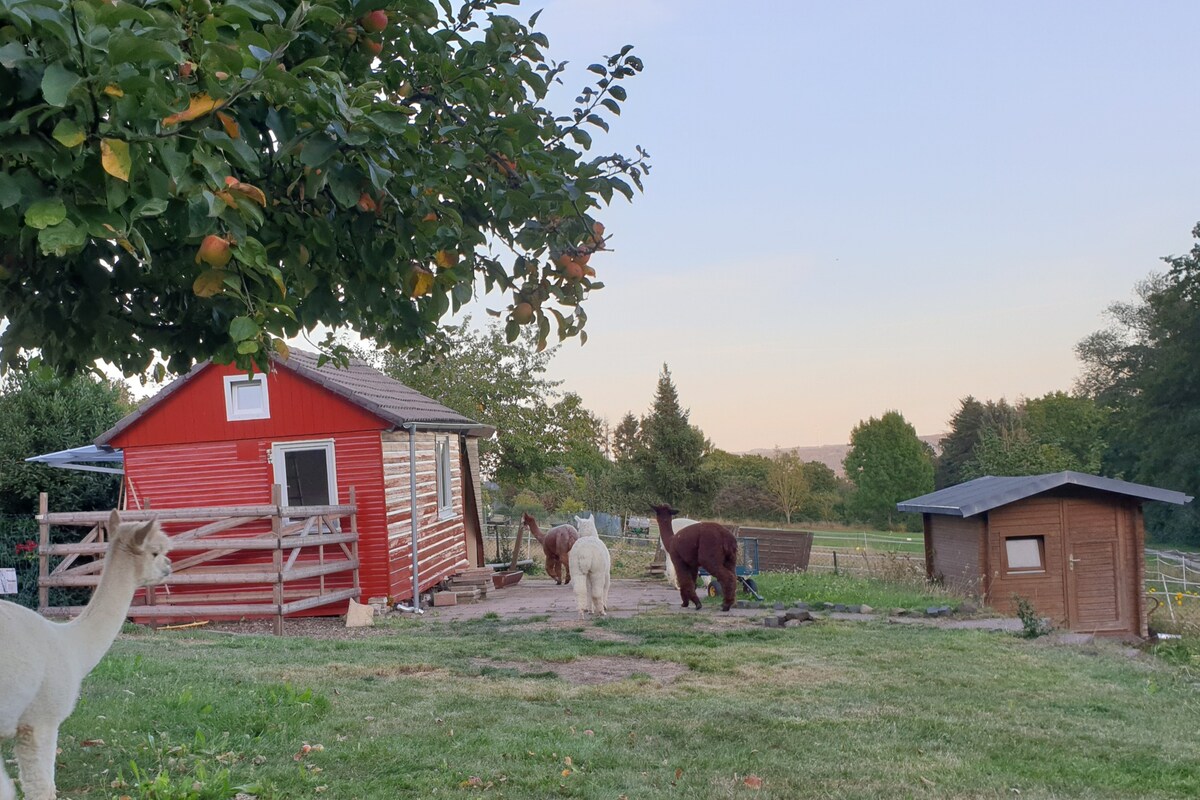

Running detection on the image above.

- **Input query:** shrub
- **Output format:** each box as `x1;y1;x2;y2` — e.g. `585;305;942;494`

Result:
1012;594;1051;638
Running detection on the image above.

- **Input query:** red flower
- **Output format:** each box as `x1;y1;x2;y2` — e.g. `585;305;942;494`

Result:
14;540;37;555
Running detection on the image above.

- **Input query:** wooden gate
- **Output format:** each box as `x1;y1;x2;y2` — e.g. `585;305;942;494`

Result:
36;486;360;635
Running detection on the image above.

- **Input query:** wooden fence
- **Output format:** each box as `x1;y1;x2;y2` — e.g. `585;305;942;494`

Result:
37;486;360;636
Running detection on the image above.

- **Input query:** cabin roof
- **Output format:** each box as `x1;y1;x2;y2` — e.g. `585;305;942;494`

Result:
896;471;1193;518
97;349;492;445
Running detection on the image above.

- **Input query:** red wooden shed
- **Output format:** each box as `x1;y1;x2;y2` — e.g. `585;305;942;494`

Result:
898;472;1193;637
94;350;493;612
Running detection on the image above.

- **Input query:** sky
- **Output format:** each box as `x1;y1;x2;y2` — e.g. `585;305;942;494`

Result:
453;0;1200;453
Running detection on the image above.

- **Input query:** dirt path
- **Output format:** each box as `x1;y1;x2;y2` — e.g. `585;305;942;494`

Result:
425;577;765;622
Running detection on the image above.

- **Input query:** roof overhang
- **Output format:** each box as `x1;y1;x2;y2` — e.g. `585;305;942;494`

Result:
26;445;124;475
897;471;1193;517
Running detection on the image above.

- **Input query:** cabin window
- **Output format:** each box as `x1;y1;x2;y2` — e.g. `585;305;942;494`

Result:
224;374;270;421
435;436;454;519
272;441;338;529
1004;536;1045;573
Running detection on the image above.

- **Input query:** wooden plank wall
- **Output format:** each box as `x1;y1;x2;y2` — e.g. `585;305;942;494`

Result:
122;432;386;608
928;515;985;594
735;528;814;571
381;431;469;601
986;497;1066;622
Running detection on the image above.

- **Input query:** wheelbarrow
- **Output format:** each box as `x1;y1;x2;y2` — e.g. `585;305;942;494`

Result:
700;536;764;601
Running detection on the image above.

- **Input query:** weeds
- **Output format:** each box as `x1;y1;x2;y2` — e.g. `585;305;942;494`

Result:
1012;594;1051;638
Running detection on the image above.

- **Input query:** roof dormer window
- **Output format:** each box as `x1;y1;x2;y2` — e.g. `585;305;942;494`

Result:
224;374;270;421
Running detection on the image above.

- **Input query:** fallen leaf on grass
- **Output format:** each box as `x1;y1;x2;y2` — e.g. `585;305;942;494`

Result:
80;739;105;747
744;775;764;790
920;776;936;787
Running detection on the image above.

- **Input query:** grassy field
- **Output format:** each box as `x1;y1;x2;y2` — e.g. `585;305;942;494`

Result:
16;609;1200;800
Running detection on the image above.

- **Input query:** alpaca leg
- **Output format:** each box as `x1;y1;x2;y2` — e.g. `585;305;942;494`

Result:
670;558;691;608
1;759;15;800
572;571;589;619
15;723;59;800
714;566;738;612
548;556;561;584
561;556;571;585
683;567;702;609
600;572;611;616
591;574;606;617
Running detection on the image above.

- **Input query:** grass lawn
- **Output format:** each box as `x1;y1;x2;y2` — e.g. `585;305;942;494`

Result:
20;610;1200;800
752;571;961;611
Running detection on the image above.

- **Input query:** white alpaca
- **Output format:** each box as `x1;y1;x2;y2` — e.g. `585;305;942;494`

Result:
0;511;171;800
661;517;698;590
568;515;611;619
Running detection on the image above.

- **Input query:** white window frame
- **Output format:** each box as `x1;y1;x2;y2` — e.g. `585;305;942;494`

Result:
435;436;455;520
272;440;338;530
1004;535;1046;573
224;374;270;421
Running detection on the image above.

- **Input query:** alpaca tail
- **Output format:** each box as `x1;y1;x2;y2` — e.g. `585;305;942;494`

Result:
724;535;738;569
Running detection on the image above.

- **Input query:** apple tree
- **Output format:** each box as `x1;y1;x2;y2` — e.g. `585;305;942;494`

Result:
0;0;648;377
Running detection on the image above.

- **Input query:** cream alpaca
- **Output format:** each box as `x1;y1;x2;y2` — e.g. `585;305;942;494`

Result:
0;512;171;800
661;517;698;590
568;515;610;618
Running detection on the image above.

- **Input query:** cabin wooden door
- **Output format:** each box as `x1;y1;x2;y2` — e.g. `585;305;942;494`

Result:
1063;499;1130;633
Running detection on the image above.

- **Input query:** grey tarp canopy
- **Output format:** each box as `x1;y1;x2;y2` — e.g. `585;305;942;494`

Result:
25;445;124;475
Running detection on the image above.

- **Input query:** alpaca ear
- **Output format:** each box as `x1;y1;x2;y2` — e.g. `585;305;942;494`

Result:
131;521;156;550
108;509;121;535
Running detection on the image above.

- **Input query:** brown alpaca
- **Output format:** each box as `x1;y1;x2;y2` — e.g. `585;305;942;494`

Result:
650;504;738;611
522;513;579;585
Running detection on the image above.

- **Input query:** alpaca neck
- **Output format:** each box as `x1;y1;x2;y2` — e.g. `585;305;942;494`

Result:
526;519;546;544
65;542;138;672
655;514;675;550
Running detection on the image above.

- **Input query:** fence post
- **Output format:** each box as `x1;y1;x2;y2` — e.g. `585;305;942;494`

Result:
833;550;839;576
349;486;360;602
38;492;48;612
272;483;283;636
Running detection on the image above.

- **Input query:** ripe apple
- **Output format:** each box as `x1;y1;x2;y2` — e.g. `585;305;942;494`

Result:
359;10;387;32
196;235;231;268
512;302;534;324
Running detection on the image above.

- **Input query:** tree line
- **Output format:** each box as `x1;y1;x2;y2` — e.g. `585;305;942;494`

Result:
3;224;1200;544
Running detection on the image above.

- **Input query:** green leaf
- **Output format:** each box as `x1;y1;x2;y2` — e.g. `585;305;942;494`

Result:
371;110;416;133
52;119;86;148
568;128;591;149
0;173;22;209
134;198;169;218
108;33;184;67
299;135;338;167
0;41;28;68
237;339;261;354
41;63;82;107
38;220;87;256
24;199;67;230
232;236;269;269
229;316;260;342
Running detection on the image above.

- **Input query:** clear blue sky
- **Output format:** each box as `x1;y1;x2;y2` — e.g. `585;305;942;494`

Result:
500;0;1200;452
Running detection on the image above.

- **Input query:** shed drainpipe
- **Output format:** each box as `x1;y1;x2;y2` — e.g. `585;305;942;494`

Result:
404;423;421;611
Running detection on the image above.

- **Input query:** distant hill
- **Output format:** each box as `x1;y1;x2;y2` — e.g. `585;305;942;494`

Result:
743;434;945;478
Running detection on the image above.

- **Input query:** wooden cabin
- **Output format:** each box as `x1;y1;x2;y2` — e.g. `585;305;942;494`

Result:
898;472;1192;637
94;350;493;613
